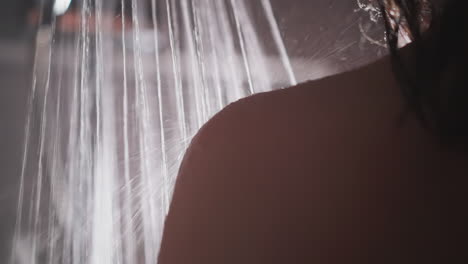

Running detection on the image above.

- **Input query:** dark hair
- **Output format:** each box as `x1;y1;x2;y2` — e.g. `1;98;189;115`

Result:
379;0;468;152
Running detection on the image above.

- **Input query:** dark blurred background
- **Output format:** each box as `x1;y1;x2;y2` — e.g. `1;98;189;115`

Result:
0;0;384;261
1;1;33;258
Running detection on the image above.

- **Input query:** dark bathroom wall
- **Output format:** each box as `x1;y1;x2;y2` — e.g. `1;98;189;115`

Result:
0;40;31;261
0;2;34;260
270;0;386;73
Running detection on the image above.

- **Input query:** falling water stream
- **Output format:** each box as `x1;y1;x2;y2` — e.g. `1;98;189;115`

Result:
10;0;297;263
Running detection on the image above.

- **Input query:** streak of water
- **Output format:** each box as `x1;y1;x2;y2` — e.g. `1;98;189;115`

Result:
121;1;137;263
214;0;245;101
191;0;211;121
230;0;255;95
180;0;204;127
166;0;188;144
31;14;56;264
261;0;297;85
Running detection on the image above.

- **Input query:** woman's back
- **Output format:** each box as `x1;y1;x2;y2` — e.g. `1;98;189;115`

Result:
158;53;468;263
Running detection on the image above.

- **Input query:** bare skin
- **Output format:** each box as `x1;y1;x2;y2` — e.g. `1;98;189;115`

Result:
158;51;468;263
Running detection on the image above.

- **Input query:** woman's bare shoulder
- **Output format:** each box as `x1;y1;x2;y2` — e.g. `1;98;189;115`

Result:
159;57;415;263
160;54;468;263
